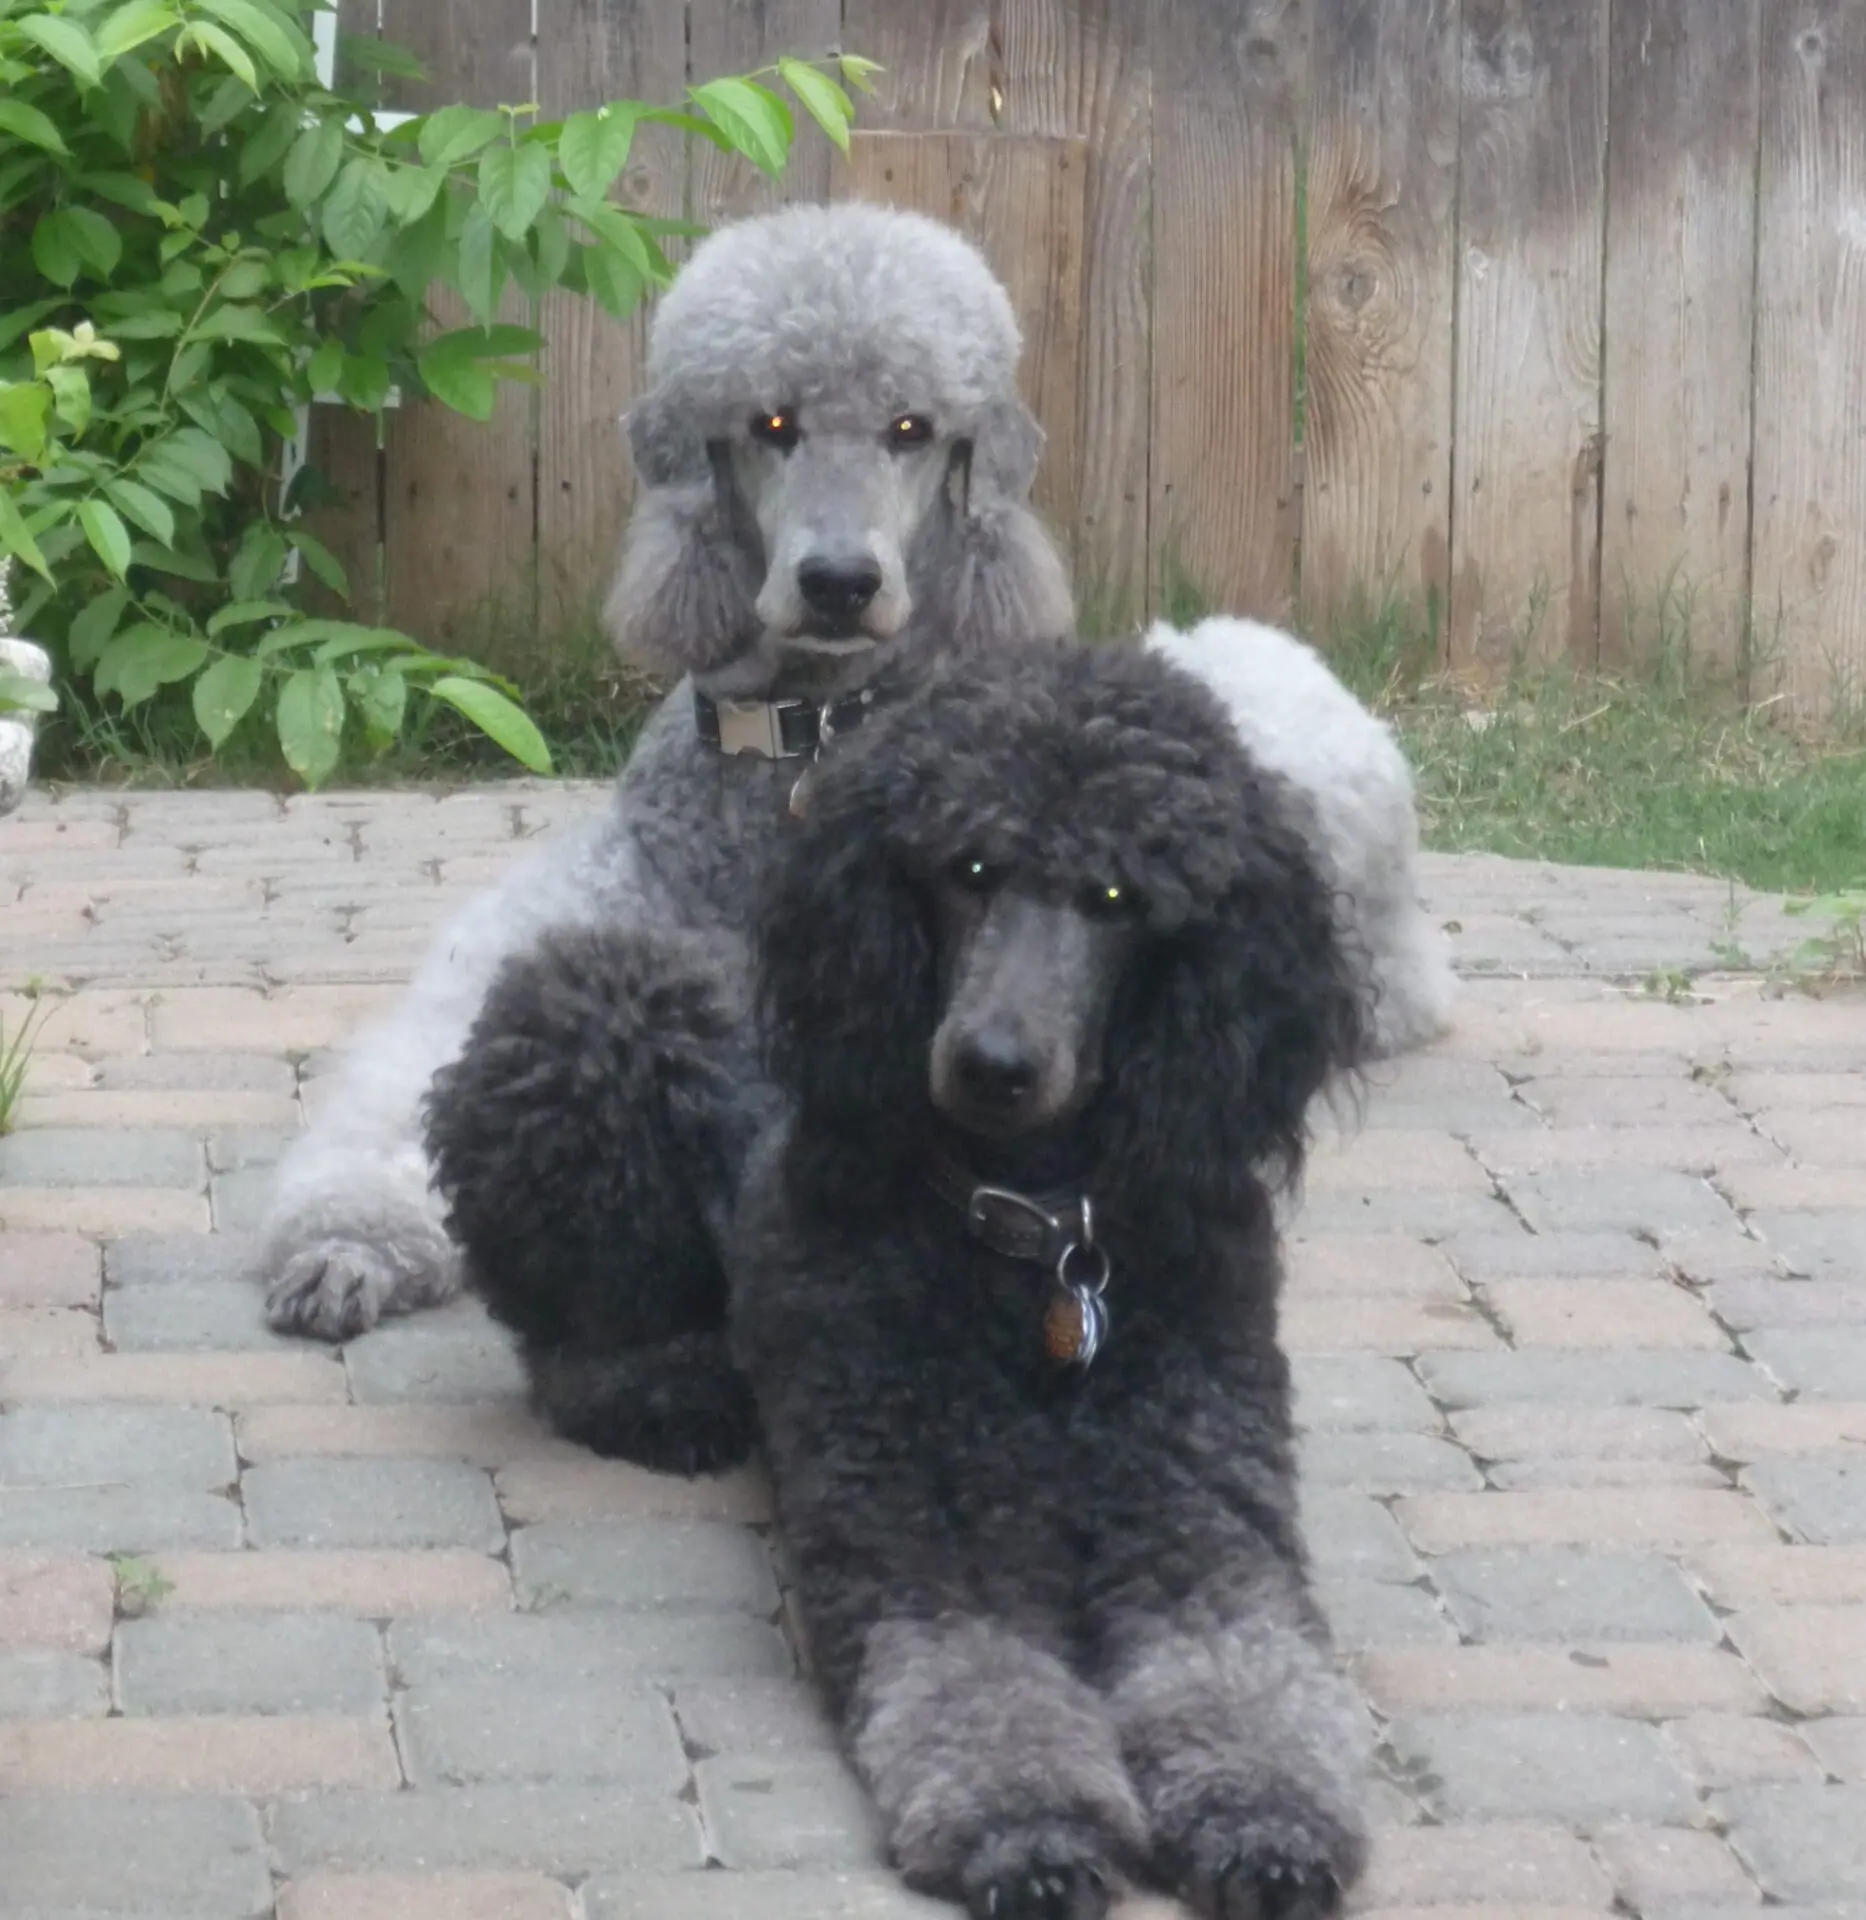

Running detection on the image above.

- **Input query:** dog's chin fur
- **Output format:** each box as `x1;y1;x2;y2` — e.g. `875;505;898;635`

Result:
727;637;1373;1918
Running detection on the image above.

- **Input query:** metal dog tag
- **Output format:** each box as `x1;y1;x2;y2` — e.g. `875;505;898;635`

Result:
1043;1282;1109;1368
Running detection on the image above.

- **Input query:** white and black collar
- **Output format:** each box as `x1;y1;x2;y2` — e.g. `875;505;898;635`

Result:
693;685;877;761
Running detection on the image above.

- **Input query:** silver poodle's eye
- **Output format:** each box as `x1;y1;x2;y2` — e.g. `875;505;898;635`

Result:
948;853;1004;895
750;409;800;451
888;413;934;450
1079;880;1142;921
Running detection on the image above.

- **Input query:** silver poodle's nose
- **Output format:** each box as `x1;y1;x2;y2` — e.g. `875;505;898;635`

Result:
953;1024;1040;1114
798;555;883;624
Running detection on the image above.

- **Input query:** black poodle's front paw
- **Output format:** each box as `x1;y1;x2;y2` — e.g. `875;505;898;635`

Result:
1160;1797;1359;1920
1187;1852;1341;1920
951;1823;1117;1920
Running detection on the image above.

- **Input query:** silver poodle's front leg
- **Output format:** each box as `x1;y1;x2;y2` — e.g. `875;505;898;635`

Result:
260;821;628;1340
851;1614;1148;1920
1098;1567;1370;1920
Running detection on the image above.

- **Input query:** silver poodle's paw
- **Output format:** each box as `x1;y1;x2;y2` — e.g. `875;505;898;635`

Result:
1164;1807;1355;1920
264;1239;451;1341
954;1821;1116;1920
1186;1853;1340;1920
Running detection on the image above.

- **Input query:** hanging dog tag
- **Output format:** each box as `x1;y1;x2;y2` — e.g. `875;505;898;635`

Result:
1043;1283;1108;1368
788;765;816;818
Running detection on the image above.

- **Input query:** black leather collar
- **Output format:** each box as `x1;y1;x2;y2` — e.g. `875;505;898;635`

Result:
924;1149;1096;1268
693;686;877;761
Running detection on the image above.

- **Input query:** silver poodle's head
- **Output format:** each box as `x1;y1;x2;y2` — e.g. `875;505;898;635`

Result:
605;202;1064;693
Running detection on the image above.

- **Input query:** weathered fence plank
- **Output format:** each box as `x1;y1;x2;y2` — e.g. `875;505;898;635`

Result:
1601;0;1761;676
840;0;997;131
1302;0;1460;639
534;0;685;635
839;133;1088;549
1150;0;1307;623
1449;0;1609;671
378;1;537;652
1751;2;1866;713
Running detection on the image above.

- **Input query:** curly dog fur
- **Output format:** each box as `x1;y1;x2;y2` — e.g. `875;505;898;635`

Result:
255;201;1072;1374
432;639;1373;1916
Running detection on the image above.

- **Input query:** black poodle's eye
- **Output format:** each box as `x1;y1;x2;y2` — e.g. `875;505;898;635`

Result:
750;409;800;451
948;853;1004;896
887;413;934;450
1079;880;1143;921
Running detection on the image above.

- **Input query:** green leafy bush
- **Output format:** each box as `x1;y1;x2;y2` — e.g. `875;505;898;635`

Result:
0;0;871;784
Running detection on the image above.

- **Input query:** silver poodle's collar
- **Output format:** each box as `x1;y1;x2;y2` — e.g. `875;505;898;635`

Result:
693;686;876;761
924;1151;1112;1368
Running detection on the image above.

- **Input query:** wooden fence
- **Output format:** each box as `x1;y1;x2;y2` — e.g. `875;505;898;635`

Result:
312;1;1866;711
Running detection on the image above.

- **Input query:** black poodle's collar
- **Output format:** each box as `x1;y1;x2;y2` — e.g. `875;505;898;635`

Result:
693;686;876;761
924;1150;1112;1368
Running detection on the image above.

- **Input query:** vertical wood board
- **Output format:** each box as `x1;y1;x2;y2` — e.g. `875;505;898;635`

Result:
840;0;998;130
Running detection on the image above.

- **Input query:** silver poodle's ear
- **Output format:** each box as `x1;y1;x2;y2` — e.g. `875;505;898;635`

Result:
625;387;709;488
969;395;1045;507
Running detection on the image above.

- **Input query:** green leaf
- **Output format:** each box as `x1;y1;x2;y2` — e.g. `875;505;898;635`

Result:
228;522;288;599
206;598;293;636
193;0;309;80
336;352;391;410
531;202;572;289
128;540;218;583
454;204;504;327
237;101;300;185
66;584;130;670
559;106;637;201
581;239;645;323
778;58;853;153
160;427;234;496
282;117;344;209
0;487;52;581
382;160;444;225
78;498;133;578
322;156;390;260
192;303;285;345
217;258;269;301
177;385;261;467
338;31;425;82
276;664;345;788
304;338;344;396
181;19;258;91
477;139;551;243
108;627;207;708
0;383;51;464
416;104;504;171
61;206;122;280
102;477;175;547
350;663;406;749
0;299;63;357
416;351;494;419
428;675;552;774
838;53;884;94
31;212;82;289
689;77;792;177
389;188;449;302
96;0;177;59
0;98;71;156
0;672;58;715
95;308;184;339
191;652;263;747
43;364;90;436
79;171;160;216
285;527;346;597
16;13;103;88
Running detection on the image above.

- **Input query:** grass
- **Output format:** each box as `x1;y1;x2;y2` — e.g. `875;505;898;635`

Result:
0;981;55;1136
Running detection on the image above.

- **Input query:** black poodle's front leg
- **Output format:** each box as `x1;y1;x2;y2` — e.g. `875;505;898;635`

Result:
424;920;767;1473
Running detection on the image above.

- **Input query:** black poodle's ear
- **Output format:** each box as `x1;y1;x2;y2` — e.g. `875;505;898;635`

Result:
1096;813;1369;1207
759;796;936;1183
967;394;1044;508
625;386;709;488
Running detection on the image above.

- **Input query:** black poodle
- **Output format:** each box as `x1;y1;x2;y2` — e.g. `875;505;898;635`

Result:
428;637;1372;1919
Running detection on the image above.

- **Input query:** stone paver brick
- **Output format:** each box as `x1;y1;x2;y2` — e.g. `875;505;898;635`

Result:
344;1313;530;1403
1506;1169;1737;1236
1417;1350;1773;1411
0;1125;202;1187
1720;1167;1866;1213
205;1126;292;1174
0;1230;100;1306
1284;1187;1514;1238
0;1552;115;1654
1662;1712;1822;1789
1591;1825;1759;1910
1281;1294;1499;1354
1718;1783;1866;1904
245;1457;505;1552
209;1165;276;1233
1398;1488;1776;1554
105;1230;259;1286
1517;1076;1741;1127
1747;1212;1866;1282
20;1088;300;1129
1473;1124;1782;1177
0;1790;271;1915
511;1520;780;1614
496;1457;775;1525
1742;1456;1866;1544
0;1713;397;1792
1284;1234;1466;1300
1686;1545;1866;1611
1725;1606;1866;1713
0;1648;108;1715
1709;1279;1866;1331
234;1399;570;1466
698;1752;884;1870
1799;1717;1866;1782
1745;1330;1866;1400
0;1301;102;1353
1452;1405;1710;1465
1661;1227;1785;1286
0;1402;235;1488
0;1184;211;1233
1290;1355;1442;1433
1305;1129;1490;1192
1315;1579;1456;1651
1433;1549;1721;1643
0;989;150;1055
1752;1109;1866;1166
1485;1280;1729;1351
584;1870;956;1919
1486;1455;1732;1493
115;1610;386;1715
671;1678;838;1757
1297;1430;1482;1493
1299;1492;1423;1582
270;1783;704;1876
278;1872;578;1920
97;1050;297;1091
1358;1644;1767;1716
1355;1823;1614;1909
151;1548;511;1614
103;1278;294;1351
149;984;399;1051
1445;1231;1667;1282
0;1347;345;1402
1387;1712;1698;1823
397;1672;686;1789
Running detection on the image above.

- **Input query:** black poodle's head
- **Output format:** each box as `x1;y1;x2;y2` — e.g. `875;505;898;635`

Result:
760;638;1370;1211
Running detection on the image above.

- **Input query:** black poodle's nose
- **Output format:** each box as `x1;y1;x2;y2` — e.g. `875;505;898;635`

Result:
798;556;883;623
953;1027;1039;1112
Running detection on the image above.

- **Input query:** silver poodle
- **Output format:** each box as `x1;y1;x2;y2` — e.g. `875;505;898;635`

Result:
258;200;1452;1349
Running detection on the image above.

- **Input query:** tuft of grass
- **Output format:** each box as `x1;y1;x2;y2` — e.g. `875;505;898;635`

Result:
0;981;55;1136
109;1553;174;1619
